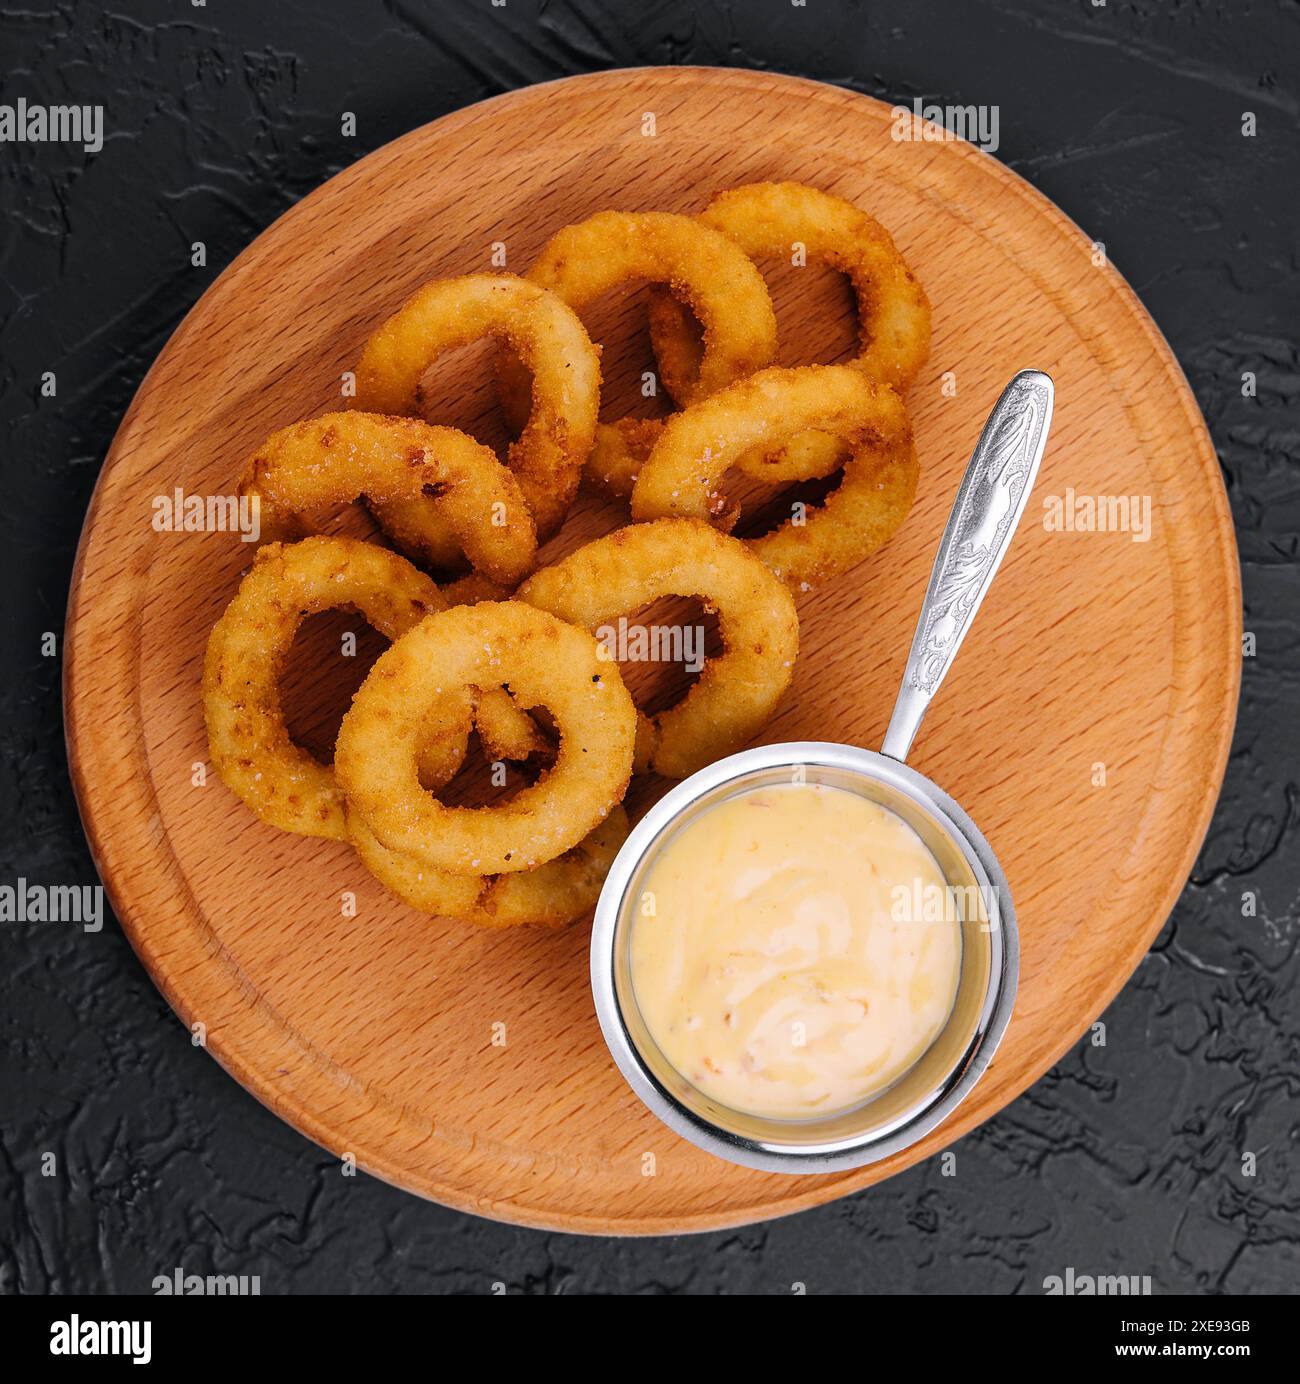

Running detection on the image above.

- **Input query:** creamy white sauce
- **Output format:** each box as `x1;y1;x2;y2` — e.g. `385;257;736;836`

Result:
631;782;961;1119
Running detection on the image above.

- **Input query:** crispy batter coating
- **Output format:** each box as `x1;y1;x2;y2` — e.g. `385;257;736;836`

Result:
649;181;930;480
347;672;611;928
349;805;628;928
583;415;847;498
516;520;799;778
582;417;660;499
203;536;472;839
335;602;636;873
474;681;553;761
630;365;918;592
437;571;518;606
239;411;536;586
351;273;600;565
496;211;778;490
651;181;930;393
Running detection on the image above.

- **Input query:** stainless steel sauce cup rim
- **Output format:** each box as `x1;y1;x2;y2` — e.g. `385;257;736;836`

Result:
589;370;1055;1174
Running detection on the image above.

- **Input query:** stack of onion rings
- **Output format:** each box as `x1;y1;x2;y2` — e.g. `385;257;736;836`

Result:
335;601;636;874
205;540;634;927
647;180;931;484
204;182;932;929
202;535;534;839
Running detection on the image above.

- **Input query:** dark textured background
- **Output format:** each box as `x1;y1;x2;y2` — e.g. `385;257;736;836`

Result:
1;0;1296;1295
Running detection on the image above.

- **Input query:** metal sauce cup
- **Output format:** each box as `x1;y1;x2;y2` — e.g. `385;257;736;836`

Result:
591;371;1055;1173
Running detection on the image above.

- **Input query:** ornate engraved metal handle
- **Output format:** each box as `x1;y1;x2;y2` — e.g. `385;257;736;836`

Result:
882;370;1054;762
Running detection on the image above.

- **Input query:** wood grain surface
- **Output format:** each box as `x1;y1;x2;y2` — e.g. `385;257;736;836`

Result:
63;67;1240;1234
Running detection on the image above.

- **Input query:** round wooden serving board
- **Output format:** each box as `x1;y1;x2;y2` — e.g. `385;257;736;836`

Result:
65;68;1240;1235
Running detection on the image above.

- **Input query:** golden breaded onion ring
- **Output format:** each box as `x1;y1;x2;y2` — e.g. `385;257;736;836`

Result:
496;211;777;483
648;181;931;481
202;535;478;839
351;273;600;566
650;181;930;394
516;519;799;779
335;602;636;874
630;365;918;592
239;411;537;586
346;681;618;928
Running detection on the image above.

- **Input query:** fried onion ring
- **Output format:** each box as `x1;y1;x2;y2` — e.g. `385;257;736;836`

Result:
335;602;636;873
516;519;799;778
239;411;536;586
629;365;918;592
651;181;930;394
350;273;600;567
203;535;480;839
347;685;616;927
648;181;930;481
496;211;777;490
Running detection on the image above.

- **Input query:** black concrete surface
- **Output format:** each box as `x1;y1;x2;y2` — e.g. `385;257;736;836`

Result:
0;0;1296;1294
